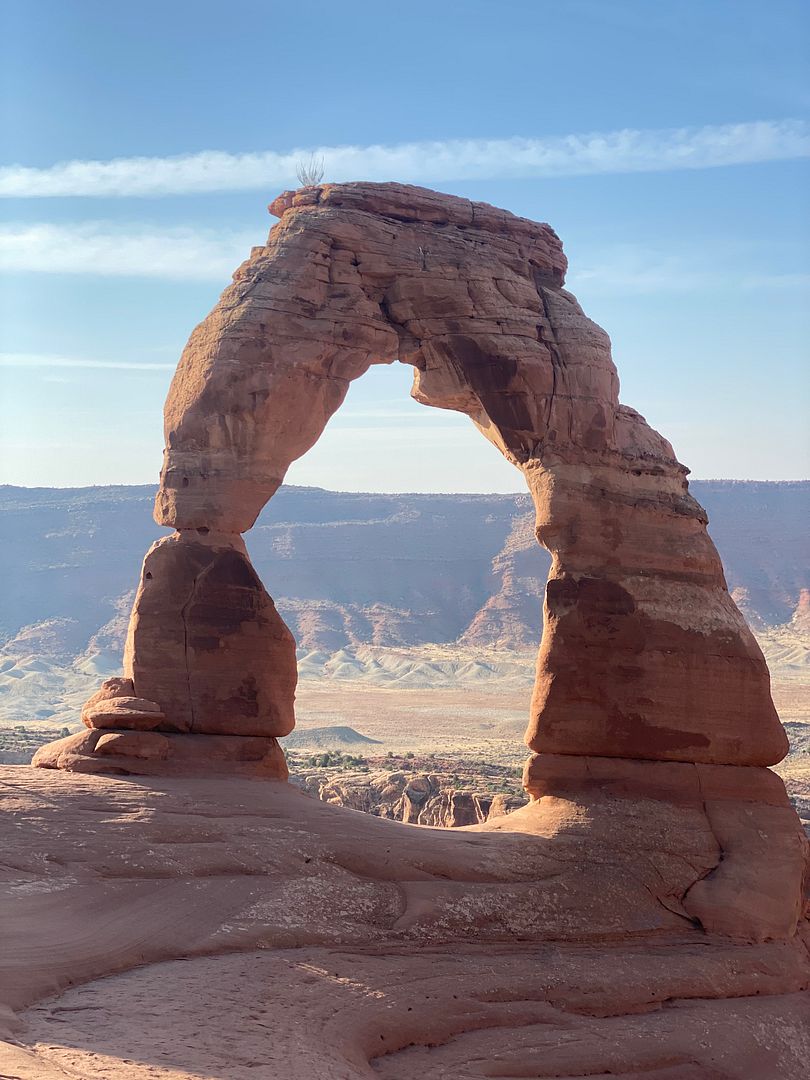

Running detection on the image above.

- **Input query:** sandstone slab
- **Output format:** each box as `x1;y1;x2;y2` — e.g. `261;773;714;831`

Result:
82;696;165;730
1;768;808;1078
522;752;808;941
31;729;288;779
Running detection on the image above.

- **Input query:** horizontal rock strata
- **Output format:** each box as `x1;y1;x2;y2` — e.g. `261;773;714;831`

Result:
32;728;288;779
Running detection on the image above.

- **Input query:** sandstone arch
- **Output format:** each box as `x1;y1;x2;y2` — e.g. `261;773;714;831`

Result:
23;182;809;1024
57;181;786;770
35;182;789;775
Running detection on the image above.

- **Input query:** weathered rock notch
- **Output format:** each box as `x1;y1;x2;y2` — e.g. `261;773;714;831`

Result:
32;182;806;941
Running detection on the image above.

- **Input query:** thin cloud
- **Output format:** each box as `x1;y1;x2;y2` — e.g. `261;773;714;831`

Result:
0;120;807;198
0;352;175;371
569;245;810;295
0;223;254;279
2;226;807;294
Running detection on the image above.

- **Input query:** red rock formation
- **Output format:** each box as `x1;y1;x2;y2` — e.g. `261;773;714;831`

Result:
38;182;780;770
32;727;288;778
523;752;807;940
31;182;804;943
14;183;810;1080
2;769;809;1078
123;534;296;737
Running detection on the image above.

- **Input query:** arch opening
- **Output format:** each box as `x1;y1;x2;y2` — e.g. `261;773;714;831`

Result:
283;360;525;495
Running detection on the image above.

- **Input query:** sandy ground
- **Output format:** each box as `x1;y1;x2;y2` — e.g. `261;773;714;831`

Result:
294;684;530;761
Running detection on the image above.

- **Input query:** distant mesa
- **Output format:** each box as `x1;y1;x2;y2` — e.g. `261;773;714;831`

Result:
1;481;806;712
282;725;381;749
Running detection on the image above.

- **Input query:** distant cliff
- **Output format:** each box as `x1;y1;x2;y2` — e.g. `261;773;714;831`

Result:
1;482;807;663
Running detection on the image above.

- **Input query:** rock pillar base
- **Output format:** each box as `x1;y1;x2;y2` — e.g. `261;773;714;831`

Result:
522;752;807;942
32;729;288;780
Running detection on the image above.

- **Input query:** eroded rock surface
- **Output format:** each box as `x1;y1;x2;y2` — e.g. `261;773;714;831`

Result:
33;727;288;779
34;181;787;777
123;534;297;737
155;182;782;767
1;770;809;1079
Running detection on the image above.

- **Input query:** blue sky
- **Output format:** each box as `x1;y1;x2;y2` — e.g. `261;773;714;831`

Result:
1;0;808;491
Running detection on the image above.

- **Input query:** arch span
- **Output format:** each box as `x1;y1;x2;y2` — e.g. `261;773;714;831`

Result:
39;182;787;771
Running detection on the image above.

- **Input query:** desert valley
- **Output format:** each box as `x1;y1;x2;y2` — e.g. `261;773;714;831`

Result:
1;479;808;832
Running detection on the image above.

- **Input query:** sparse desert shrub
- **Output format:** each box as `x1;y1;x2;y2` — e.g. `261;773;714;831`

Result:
296;154;325;186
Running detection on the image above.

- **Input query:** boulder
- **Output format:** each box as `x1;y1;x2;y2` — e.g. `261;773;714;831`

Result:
82;696;165;731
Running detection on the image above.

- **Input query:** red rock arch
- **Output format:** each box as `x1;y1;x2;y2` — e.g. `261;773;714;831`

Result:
34;181;784;774
32;183;806;945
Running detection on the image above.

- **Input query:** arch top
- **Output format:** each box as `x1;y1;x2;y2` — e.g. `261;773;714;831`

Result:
268;180;568;287
155;181;655;535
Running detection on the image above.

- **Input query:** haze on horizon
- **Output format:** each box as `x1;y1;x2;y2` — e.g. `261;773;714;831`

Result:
1;0;808;491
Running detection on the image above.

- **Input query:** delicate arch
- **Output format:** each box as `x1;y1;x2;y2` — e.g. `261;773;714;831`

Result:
37;182;787;776
144;182;785;769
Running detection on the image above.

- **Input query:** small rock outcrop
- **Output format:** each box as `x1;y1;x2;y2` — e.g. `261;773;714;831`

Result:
294;768;527;827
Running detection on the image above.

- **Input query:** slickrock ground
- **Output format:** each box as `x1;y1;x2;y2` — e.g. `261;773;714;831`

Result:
2;767;809;1079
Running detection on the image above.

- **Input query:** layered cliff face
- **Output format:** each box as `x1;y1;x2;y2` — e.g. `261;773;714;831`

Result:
2;482;807;685
31;183;806;948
